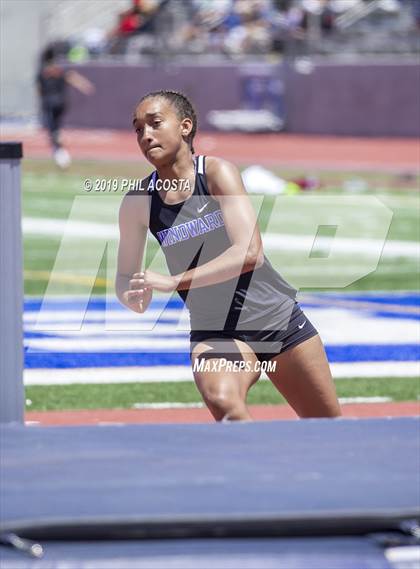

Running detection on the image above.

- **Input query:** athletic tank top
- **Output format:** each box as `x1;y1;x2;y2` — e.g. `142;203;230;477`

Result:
136;155;296;331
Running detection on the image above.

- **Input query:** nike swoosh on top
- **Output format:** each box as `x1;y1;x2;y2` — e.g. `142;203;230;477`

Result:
298;320;306;329
197;202;209;213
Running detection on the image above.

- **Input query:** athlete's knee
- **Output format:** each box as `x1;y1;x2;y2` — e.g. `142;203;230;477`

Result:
202;387;235;410
200;385;244;415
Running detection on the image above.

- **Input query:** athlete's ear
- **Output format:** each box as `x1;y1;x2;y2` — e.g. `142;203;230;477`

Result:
181;117;193;137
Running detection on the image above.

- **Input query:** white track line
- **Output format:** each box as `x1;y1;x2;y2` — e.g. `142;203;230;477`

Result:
24;306;420;346
134;399;392;409
132;402;205;409
24;361;420;385
263;234;419;259
23;218;118;239
22;217;419;258
338;397;392;404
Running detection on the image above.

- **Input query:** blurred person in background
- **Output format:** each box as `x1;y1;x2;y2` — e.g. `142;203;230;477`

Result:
179;0;278;57
107;0;165;54
223;0;273;56
409;0;420;29
36;46;95;169
177;0;232;54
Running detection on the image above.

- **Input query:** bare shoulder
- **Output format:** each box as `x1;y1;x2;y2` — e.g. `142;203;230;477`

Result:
119;179;150;228
205;156;240;180
204;156;245;197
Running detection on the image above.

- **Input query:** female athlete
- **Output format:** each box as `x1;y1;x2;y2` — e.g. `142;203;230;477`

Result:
116;90;341;422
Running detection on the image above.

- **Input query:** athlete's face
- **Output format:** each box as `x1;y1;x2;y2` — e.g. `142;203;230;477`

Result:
133;98;192;165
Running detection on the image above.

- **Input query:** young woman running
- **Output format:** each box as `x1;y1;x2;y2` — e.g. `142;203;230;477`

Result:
116;90;341;422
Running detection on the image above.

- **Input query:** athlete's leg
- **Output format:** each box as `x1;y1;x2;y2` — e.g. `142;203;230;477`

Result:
191;338;261;422
266;334;341;418
42;106;58;150
50;106;65;150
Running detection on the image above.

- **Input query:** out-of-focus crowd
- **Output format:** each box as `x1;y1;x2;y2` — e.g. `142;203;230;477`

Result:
47;0;420;60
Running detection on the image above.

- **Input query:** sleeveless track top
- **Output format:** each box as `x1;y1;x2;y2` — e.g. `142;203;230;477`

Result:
139;155;296;331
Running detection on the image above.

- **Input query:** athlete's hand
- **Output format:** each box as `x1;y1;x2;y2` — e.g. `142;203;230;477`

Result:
138;270;179;293
124;272;153;313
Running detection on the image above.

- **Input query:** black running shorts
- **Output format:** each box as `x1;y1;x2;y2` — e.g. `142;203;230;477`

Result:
190;302;318;365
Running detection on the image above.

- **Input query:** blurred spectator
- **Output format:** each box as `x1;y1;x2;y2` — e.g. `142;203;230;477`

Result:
178;0;278;57
107;0;164;54
47;0;419;60
409;0;420;29
224;1;274;55
176;0;231;54
36;46;95;168
83;28;108;58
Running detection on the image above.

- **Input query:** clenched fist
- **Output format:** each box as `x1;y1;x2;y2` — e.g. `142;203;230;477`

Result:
123;271;153;313
124;270;179;313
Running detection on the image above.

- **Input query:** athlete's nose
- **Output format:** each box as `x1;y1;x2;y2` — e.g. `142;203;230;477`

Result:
142;124;154;143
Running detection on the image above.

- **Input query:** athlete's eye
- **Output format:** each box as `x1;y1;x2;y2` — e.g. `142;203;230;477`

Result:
153;120;161;127
135;127;143;135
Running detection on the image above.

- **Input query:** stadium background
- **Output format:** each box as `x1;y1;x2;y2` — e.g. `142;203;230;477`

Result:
0;0;419;424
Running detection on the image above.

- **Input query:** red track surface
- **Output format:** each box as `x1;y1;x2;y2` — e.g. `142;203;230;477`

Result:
1;127;419;171
25;402;420;426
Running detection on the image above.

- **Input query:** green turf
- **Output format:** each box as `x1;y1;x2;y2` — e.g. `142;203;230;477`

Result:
22;159;419;414
22;158;420;296
25;376;420;411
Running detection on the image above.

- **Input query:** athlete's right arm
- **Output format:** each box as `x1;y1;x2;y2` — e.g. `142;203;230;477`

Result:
115;192;151;314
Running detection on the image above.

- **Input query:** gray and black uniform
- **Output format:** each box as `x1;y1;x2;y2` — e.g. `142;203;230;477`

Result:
36;65;67;151
135;155;317;363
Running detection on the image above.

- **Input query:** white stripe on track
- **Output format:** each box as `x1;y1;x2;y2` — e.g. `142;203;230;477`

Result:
130;399;392;408
23;218;118;239
132;402;205;409
25;337;189;351
24;361;420;385
24;306;420;346
135;398;392;408
263;234;420;259
24;309;185;323
338;396;392;404
23;217;419;258
24;366;191;385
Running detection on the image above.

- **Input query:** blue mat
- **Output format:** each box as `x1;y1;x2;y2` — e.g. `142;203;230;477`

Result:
1;418;419;568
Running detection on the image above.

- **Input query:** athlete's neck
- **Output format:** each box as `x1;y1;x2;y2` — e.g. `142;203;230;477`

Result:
156;149;195;181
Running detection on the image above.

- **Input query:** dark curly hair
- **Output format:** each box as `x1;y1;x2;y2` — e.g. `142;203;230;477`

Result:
135;90;198;154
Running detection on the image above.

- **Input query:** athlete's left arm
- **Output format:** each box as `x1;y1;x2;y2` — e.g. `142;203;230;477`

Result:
170;157;264;291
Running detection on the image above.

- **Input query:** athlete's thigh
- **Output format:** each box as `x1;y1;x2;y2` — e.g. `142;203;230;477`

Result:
266;334;341;418
191;337;261;400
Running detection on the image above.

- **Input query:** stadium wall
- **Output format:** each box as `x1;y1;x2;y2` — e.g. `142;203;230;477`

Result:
64;59;420;137
63;62;269;131
283;58;420;137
